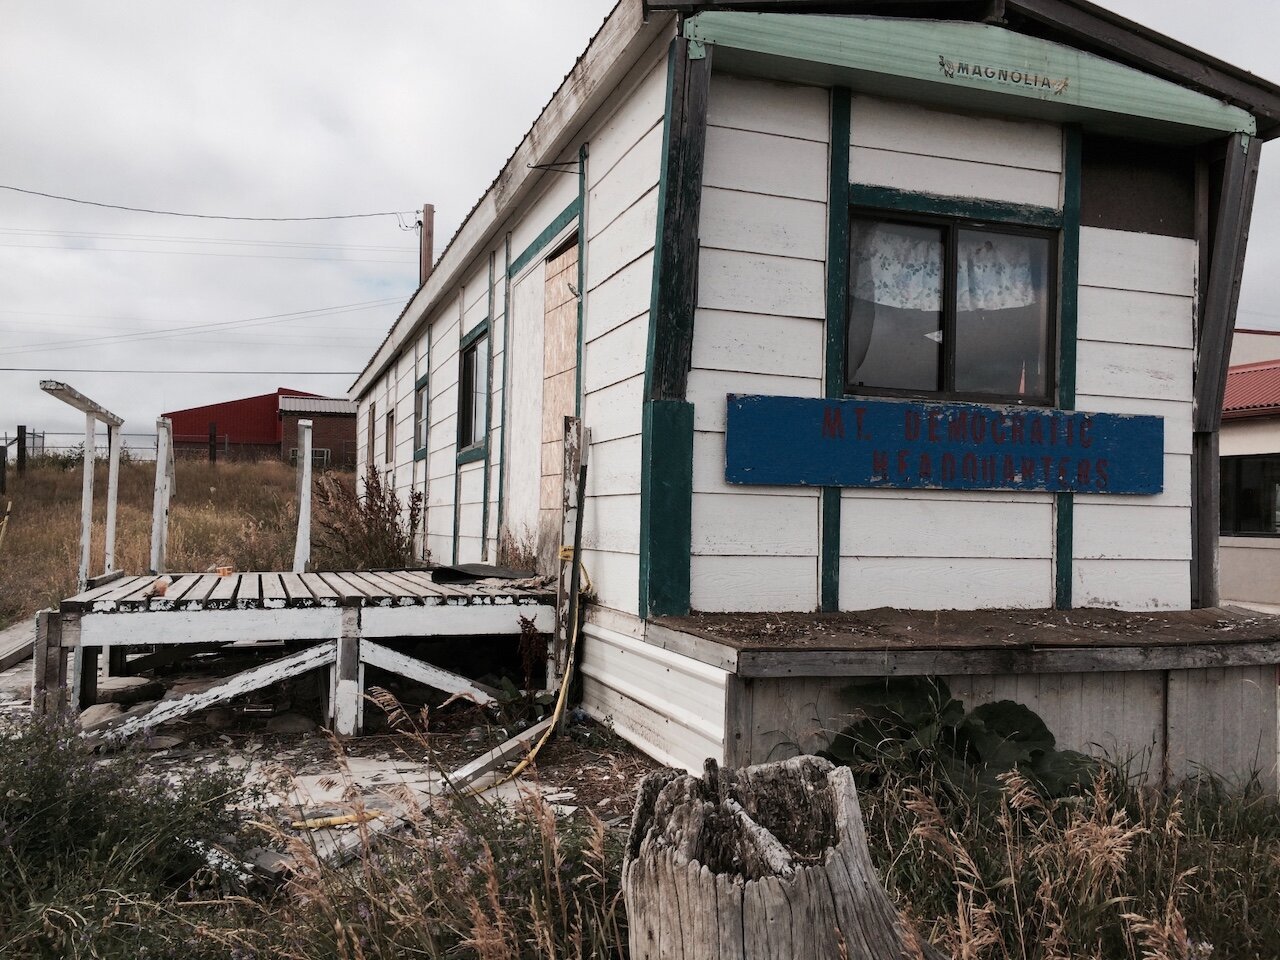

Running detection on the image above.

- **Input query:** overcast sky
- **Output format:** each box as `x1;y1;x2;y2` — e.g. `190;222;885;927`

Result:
3;0;1278;446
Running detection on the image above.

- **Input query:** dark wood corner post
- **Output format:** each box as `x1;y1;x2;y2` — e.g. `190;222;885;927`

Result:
640;37;711;618
1192;131;1262;608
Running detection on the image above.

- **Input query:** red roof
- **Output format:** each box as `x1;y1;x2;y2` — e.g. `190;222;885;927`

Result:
1223;360;1280;420
163;388;319;445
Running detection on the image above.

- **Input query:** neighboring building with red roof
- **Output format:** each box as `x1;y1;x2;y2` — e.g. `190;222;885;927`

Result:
164;388;320;460
1220;346;1280;607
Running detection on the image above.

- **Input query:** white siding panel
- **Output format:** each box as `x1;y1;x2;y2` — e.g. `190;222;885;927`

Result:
1073;559;1189;610
586;251;653;341
583;313;647;393
708;74;829;142
588;186;658;285
579;548;640;615
700;188;827;261
1075;340;1193;401
697;249;825;319
691;493;818;556
841;497;1053;558
586;55;668;185
586;434;642;498
1074;503;1191;560
1079;228;1196;297
581;494;641;554
690;310;824;379
1088;453;1191;508
850;147;1061;208
1076;395;1193;455
589;121;665;232
581;623;727;773
703;125;828;201
584;373;644;442
691;555;819;612
841;557;1053;609
1077;286;1194;349
686;369;821;432
850;95;1062;172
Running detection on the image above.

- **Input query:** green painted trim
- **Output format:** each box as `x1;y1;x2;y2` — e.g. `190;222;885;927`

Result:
683;13;1256;139
640;41;680;615
850;184;1062;228
456;444;487;466
508;198;581;279
575;143;588;419
822;87;853;614
640;400;693;616
481;252;495;560
496;233;511;546
415;372;429;390
460;317;490;351
414;448;428;463
1055;124;1083;611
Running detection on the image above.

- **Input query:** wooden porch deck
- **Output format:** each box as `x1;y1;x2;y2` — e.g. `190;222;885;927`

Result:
36;570;556;737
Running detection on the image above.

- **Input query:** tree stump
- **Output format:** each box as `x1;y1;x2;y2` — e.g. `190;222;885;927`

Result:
623;756;942;960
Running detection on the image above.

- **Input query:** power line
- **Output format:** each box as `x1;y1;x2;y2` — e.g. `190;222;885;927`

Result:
0;184;418;222
0;241;413;264
0;366;357;374
0;227;417;252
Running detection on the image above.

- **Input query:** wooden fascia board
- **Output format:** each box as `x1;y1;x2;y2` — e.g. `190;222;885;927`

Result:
351;2;673;399
681;12;1258;140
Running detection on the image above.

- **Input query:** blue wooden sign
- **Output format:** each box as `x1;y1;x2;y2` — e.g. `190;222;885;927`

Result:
725;395;1164;495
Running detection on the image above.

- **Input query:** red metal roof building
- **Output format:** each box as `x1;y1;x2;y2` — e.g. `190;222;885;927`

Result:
164;388;319;459
1223;359;1280;420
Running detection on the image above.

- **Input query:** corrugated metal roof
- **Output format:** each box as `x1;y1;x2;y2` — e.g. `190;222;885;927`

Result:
278;396;357;416
1224;360;1280;419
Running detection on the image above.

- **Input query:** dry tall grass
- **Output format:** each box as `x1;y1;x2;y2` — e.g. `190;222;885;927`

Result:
0;458;298;628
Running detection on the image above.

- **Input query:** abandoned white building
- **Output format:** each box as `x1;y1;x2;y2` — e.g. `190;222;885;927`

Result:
351;0;1280;780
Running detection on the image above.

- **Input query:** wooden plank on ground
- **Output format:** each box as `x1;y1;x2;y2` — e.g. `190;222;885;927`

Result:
0;620;35;671
260;573;288;608
280;573;317;608
107;641;337;737
360;640;497;707
448;715;556;791
301;573;340;605
236;573;262;609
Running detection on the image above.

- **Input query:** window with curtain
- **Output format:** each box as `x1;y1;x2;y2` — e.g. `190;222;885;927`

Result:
846;213;1056;404
1221;455;1280;536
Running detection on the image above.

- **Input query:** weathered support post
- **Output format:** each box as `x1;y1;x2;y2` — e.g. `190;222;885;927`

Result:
16;425;26;475
293;418;313;573
104;423;122;572
0;444;6;495
624;757;943;960
208;421;218;464
331;608;361;736
150;417;174;574
77;413;95;592
552;417;586;689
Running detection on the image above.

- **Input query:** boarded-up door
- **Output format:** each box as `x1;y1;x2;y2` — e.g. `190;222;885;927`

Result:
539;241;579;574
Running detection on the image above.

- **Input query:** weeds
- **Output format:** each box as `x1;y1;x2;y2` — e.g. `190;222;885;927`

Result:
312;467;423;570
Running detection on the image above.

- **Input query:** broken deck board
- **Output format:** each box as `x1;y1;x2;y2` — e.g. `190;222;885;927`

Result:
0;620;35;672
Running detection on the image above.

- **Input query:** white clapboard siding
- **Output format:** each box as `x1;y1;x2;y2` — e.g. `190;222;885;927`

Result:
581;494;642;553
1077;287;1194;349
1075;340;1193;401
704;125;829;201
1073;559;1190;610
1076;394;1193;455
850;94;1062;171
708;74;830;141
589;121;665;232
686;369;823;433
690;310;824;380
1075;503;1192;560
580;623;728;773
583;373;644;443
700;188;827;261
841;497;1054;558
1088;453;1191;508
588;186;658;289
458;460;484;502
697;248;825;319
586;434;642;498
1079;228;1197;297
841;557;1054;609
693;430;819;498
691;493;819;556
691;555;819;612
586;51;669;186
580;549;640;612
850;147;1061;209
583;312;648;393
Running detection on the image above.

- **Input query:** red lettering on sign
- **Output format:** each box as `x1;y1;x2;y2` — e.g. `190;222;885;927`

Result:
904;410;921;441
1066;418;1076;447
1080;416;1092;449
1029;418;1045;445
855;407;869;440
1048;416;1058;446
941;453;957;481
982;455;997;484
1003;455;1017;483
1021;458;1037;484
1095;459;1109;490
1011;414;1025;444
822;406;845;439
919;452;933;479
1076;460;1091;486
962;452;978;481
992;416;1006;444
927;410;942;442
872;450;889;479
1041;456;1055;481
897;450;910;477
949;412;968;442
970;415;987;444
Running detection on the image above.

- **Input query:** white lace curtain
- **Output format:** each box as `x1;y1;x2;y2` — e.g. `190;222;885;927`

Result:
851;224;1040;312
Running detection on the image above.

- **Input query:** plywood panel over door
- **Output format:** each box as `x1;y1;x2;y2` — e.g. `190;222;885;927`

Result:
502;262;546;568
540;241;580;574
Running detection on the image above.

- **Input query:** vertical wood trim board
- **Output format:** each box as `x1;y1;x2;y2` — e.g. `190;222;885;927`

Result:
576;142;589;418
640;37;711;616
1055;125;1082;610
821;87;852;612
496;233;512;543
482;252;496;561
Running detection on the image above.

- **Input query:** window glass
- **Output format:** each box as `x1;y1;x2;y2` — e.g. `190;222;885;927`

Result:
366;402;376;467
458;337;487;449
848;219;943;392
1221;455;1280;535
384;409;394;463
953;230;1051;397
414;383;428;451
846;214;1053;402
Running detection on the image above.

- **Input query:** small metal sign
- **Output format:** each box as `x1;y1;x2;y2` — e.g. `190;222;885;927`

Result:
725;395;1164;495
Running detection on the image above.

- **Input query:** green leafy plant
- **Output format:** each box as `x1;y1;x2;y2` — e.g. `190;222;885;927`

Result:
312;466;423;570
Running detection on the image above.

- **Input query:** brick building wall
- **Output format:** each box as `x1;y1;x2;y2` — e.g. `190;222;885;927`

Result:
281;413;357;468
